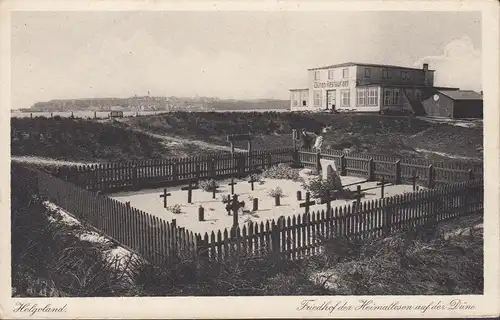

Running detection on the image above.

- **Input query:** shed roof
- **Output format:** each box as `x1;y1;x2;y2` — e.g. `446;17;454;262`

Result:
438;90;483;101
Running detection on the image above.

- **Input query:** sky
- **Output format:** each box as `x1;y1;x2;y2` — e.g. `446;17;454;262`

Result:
11;11;481;109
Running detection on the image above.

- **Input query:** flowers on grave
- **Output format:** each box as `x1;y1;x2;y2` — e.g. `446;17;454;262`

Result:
302;175;344;200
167;204;182;214
259;163;301;181
199;179;219;192
267;186;284;198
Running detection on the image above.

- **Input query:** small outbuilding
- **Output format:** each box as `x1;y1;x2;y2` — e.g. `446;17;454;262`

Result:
422;90;483;119
109;110;124;118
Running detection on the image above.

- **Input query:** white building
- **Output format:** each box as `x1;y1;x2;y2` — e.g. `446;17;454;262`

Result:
289;62;456;114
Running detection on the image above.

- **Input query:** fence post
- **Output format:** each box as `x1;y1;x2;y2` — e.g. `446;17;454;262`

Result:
427;165;434;189
468;169;474;181
196;234;209;263
395;160;401;184
240;153;246;176
211;158;216;178
340;155;346;176
172;161;178;183
383;199;392;237
271;221;281;272
132;164;138;187
267;152;272;169
368;158;374;181
316;150;321;173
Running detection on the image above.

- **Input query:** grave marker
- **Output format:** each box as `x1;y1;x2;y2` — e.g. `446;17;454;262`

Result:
181;180;199;204
299;192;316;214
211;183;219;199
297;190;302;201
274;194;281;206
252;198;259;211
198;205;205;221
228;178;238;195
159;188;171;208
320;190;334;212
411;170;418;191
228;194;245;227
248;175;258;191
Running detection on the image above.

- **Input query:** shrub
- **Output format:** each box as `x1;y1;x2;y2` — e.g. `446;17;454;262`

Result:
259;163;300;181
267;186;284;198
199;179;219;192
167;204;182;214
302;175;342;199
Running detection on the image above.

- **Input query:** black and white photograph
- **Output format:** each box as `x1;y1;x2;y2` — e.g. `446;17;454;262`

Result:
2;1;499;319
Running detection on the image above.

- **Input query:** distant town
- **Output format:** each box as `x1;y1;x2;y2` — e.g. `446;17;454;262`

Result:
14;96;290;113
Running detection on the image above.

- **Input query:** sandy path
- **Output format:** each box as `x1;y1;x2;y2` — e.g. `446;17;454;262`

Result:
116;120;247;153
11;156;95;166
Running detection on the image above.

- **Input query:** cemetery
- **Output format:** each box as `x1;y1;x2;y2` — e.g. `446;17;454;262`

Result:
12;130;483;266
109;172;418;234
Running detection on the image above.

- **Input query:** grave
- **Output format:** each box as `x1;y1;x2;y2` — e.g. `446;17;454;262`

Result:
109;174;417;234
319;158;343;191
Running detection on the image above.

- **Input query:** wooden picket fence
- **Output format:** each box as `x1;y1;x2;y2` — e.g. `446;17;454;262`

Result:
298;148;482;188
51;147;482;193
194;178;484;263
55;148;294;192
11;163;197;267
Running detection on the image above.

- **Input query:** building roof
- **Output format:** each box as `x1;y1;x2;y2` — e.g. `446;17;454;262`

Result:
438;90;483;101
357;83;459;90
289;88;309;91
307;62;435;72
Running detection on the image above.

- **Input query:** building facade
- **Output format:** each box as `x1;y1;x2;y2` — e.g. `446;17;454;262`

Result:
289;62;437;113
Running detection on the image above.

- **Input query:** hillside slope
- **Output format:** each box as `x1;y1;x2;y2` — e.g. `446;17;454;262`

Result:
121;112;483;161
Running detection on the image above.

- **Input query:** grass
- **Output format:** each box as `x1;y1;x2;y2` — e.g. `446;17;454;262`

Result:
11;112;483;164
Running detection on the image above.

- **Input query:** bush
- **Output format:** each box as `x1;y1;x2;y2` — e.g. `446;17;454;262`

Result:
267;186;284;198
259;163;301;181
167;204;182;214
302;175;342;199
199;179;219;192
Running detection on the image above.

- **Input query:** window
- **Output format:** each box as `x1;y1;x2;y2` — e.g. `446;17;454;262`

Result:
314;90;322;106
328;69;335;79
415;89;422;101
340;89;350;107
357;87;379;106
314;71;320;81
367;88;378;106
401;71;410;81
302;91;309;106
384;88;401;105
405;89;413;99
364;68;371;78
382;69;392;79
356;88;367;106
342;68;349;79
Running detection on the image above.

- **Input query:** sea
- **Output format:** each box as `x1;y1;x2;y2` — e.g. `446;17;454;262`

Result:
10;109;288;118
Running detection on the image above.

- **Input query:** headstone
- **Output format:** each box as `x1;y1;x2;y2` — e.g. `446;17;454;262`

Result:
248;175;258;191
159;188;171;208
181;180;199;204
252;198;258;211
198;205;205;221
228;178;237;195
297;190;302;201
320;159;343;191
228;194;245;227
299;192;316;214
275;194;281;206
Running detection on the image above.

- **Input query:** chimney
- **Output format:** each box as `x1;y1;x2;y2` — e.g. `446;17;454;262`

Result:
423;63;430;86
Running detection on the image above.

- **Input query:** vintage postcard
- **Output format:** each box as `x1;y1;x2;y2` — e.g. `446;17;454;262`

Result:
0;0;499;319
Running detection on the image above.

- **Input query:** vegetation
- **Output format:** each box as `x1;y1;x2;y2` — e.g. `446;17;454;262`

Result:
121;112;483;161
267;186;284;198
302;175;346;199
199;179;220;192
12;171;482;297
259;163;301;181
